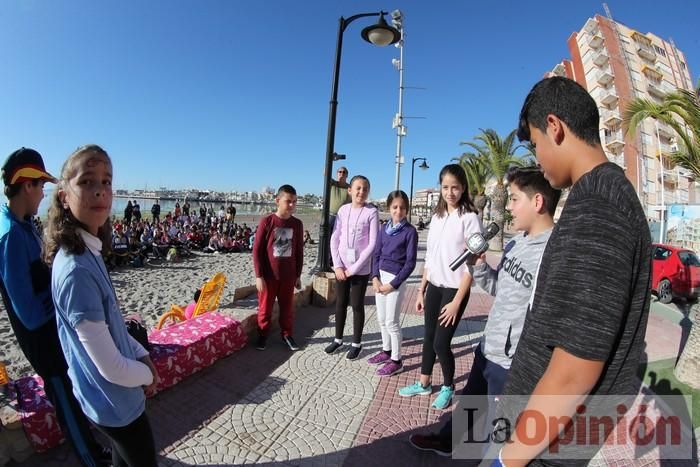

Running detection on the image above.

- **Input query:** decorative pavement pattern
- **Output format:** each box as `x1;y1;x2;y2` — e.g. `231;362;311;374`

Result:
153;282;492;466
13;237;698;466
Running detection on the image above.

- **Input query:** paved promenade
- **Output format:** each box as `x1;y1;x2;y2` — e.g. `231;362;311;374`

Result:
13;232;699;466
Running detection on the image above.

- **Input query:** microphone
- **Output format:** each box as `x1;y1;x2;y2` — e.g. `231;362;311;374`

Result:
449;222;500;271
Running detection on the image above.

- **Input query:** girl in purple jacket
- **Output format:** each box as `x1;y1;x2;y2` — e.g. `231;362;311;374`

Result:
369;190;417;376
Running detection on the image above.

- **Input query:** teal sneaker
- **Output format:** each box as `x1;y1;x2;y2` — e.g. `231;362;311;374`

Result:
398;381;432;397
431;385;455;409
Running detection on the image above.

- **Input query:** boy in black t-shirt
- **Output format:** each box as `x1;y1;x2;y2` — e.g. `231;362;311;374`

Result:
493;77;651;466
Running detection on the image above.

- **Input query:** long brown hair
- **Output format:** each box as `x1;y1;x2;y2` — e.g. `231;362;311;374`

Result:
434;164;477;218
43;145;113;266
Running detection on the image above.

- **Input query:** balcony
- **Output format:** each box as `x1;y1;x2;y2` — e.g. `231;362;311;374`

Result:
601;109;622;127
584;18;599;34
642;65;663;81
631;31;652;46
552;63;566;77
678;167;694;179
605;130;625;151
658;141;676;154
593;51;609;66
599;88;619;106
637;43;657;61
656;121;675;139
596;68;614;85
648;82;666;98
588;33;604;49
658;170;678;187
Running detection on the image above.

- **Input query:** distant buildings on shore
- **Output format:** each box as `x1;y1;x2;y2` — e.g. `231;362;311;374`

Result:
412;189;440;219
114;188;321;207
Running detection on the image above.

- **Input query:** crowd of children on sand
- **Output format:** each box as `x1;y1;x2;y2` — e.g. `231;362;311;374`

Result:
105;203;319;269
107;202;256;267
0;77;655;466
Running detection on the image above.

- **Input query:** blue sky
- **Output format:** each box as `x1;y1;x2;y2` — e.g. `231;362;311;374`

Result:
1;0;698;200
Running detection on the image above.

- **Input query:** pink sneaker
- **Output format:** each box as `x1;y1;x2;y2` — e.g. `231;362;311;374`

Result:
367;351;391;365
376;360;403;377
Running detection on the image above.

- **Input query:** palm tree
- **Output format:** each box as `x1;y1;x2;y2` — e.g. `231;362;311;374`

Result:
624;83;700;390
460;129;529;250
623;87;700;178
452;153;490;222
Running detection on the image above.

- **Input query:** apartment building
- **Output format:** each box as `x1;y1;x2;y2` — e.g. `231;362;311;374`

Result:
411;188;439;219
667;217;700;252
547;14;695;220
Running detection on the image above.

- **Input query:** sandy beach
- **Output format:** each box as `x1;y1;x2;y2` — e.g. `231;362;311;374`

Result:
0;213;322;380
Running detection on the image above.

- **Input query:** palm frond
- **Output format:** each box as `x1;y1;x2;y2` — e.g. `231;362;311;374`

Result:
624;87;700;180
454;152;490;196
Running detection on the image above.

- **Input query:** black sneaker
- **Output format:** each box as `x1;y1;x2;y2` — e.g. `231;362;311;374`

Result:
255;335;267;351
408;433;451;457
283;335;300;351
346;345;362;360
324;341;342;354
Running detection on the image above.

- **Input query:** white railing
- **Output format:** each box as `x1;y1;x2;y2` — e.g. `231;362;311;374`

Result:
605;130;624;144
601;109;621;124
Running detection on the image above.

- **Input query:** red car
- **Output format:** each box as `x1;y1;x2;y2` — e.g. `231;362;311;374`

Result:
652;243;700;303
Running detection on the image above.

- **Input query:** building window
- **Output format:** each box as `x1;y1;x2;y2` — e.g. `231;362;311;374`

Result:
681;61;687;70
654;45;666;57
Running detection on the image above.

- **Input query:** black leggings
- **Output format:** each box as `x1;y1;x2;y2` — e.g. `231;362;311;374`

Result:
421;282;470;387
95;412;157;467
335;274;369;344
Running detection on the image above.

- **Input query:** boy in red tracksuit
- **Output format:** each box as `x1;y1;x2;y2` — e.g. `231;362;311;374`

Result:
253;184;304;351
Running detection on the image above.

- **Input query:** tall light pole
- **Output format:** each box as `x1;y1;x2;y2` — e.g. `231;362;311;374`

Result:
409;157;428;223
316;12;400;272
391;10;405;190
655;119;666;244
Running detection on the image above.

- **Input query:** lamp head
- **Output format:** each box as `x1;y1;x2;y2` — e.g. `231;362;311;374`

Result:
361;13;400;46
419;160;429;170
391;9;403;29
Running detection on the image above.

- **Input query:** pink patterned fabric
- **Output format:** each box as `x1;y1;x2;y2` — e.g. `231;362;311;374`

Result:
146;312;248;396
10;312;247;453
9;375;64;453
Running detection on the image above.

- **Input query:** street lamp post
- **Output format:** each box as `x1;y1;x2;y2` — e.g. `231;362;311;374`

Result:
655;120;666;244
409;157;428;223
391;10;405;191
315;12;400;272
